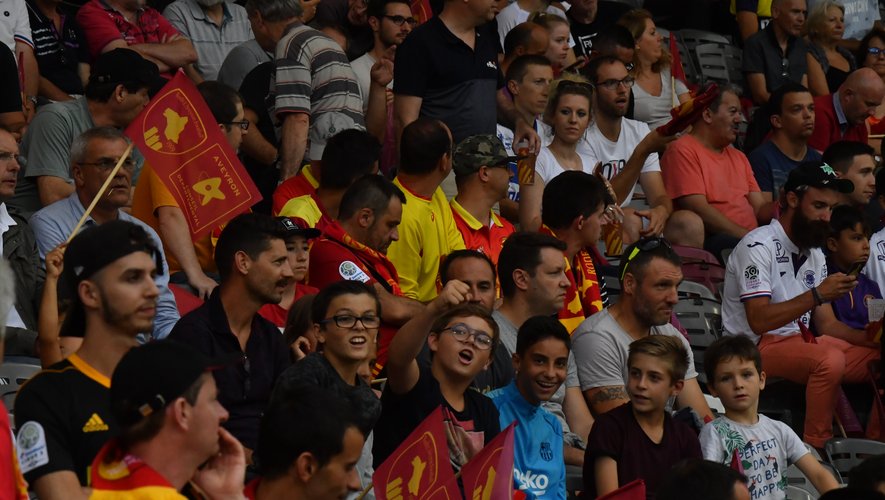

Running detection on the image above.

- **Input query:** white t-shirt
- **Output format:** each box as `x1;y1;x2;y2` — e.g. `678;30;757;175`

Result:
495;1;573;49
722;219;827;340
583;118;660;205
632;70;689;129
571;308;698;392
533;146;598;185
351;53;391;113
700;415;808;500
866;228;885;289
0;0;31;52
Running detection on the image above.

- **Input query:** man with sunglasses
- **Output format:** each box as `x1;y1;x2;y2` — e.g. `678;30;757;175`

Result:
808;67;885;151
723;161;879;451
742;0;809;105
30;127;179;340
169;213;293;463
572;237;712;421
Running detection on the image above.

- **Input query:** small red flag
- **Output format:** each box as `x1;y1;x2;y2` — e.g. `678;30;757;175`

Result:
126;72;261;240
669;35;686;85
460;423;516;500
597;479;646;500
730;448;745;475
373;406;459;499
410;0;432;24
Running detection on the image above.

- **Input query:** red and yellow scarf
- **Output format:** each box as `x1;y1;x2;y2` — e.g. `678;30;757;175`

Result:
540;226;604;334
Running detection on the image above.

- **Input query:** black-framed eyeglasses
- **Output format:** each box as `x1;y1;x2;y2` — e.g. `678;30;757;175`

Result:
0;151;23;164
224;120;250;131
439;322;495;350
383;15;418;27
77;157;136;170
319;314;381;330
619;237;672;281
593;77;635;91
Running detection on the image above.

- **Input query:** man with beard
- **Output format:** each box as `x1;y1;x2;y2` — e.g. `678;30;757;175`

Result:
722;161;880;450
661;85;772;257
747;83;821;203
30;127;179;340
163;0;253;81
75;0;197;79
572;237;712;421
309;174;422;376
169;213;293;462
15;220;162;499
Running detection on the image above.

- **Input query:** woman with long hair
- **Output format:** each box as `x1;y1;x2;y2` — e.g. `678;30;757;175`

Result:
805;0;855;95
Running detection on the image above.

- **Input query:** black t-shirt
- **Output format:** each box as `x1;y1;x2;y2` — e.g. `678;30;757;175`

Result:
26;1;89;95
0;44;21;113
14;355;118;485
273;353;381;435
238;61;278;214
373;363;501;468
393;16;502;144
568;1;631;59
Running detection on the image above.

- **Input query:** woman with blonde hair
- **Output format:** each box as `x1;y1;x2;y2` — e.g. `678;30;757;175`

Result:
805;0;855;95
618;9;689;129
532;13;575;77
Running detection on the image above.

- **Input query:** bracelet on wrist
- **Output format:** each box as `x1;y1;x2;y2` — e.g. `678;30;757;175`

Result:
812;286;824;307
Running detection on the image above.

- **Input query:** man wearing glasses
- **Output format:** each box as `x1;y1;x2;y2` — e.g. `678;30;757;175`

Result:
571;237;712;421
30;127;179;340
743;0;809;105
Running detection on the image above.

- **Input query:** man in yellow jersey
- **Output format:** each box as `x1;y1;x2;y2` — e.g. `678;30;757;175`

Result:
386;118;466;302
15;221;162;499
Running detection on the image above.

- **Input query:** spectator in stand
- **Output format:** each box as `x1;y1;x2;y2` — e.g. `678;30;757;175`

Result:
308;174;422;375
805;1;856;96
387;118;465;302
822;140;877;207
310;0;372;60
657;459;751;500
271;281;382;495
257;218;319;327
247;385;363;499
825;205;882;333
809;0;880;47
748;82;821;202
373;291;501;467
0;259;28;500
253;0;364;181
168;213;293;459
162;0;253;82
1;0;39;123
866;168;885;288
26;0;90;101
532;14;572;78
496;0;567;50
273;129;380;231
732;0;773;43
488;315;570;499
15;220;161;498
661;85;772;257
495;231;594;466
618;9;690;129
539;171;611;333
0;45;26;137
236;60;279;215
217;38;271;91
75;0;197;78
10;48;160;217
566;0;630;60
583;335;702;498
30;127;179;340
501;23;549;78
496;55;552;221
131;81;246;299
722;161;880;450
742;0;810;105
807;67;885;151
858;29;885;140
572;237;712;420
90;341;246;498
450;135;516;266
0;128;42;356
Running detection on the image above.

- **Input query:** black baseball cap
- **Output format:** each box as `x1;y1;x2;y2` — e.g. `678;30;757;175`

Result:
111;340;240;428
89;48;166;96
278;217;320;239
783;161;855;195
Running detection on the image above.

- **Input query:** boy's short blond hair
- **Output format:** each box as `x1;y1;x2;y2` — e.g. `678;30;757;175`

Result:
627;335;689;383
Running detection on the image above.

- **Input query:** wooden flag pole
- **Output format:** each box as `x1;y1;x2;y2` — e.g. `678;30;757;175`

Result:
65;142;134;244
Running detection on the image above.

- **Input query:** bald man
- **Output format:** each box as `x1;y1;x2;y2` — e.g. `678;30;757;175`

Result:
501;23;549;76
808;67;885;151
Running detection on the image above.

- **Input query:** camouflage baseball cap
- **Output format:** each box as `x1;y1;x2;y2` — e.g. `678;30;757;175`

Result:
452;135;519;177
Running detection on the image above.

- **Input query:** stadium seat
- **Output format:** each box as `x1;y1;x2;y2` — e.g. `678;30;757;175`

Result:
681;259;726;299
674;296;722;385
694;43;730;86
671;245;719;265
824;438;885;483
678;279;716;301
0;361;41;429
784;485;812;500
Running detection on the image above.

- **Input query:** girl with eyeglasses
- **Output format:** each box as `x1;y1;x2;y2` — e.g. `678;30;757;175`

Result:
858;28;885;151
805;1;856;96
519;78;596;231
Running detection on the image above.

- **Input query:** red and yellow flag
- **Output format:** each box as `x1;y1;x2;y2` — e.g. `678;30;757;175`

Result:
459;423;516;500
126;72;261;239
597;479;646;500
373;406;459;500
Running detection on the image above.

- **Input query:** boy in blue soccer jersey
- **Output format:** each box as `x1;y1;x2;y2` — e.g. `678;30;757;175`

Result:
489;315;569;499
